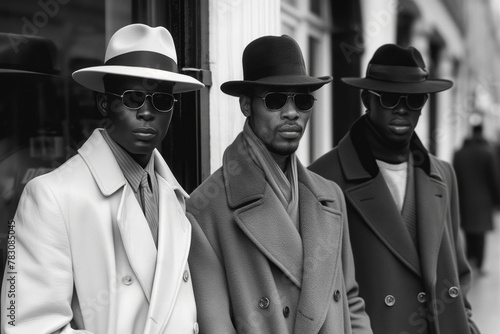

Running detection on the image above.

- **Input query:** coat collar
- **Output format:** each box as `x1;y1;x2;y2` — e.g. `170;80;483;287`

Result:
78;129;189;199
224;133;335;208
340;116;440;181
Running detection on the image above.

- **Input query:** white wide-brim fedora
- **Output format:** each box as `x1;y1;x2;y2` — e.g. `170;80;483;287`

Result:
72;24;204;94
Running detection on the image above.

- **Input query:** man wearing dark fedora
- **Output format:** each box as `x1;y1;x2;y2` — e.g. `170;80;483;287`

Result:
310;44;479;334
1;24;204;334
187;35;372;334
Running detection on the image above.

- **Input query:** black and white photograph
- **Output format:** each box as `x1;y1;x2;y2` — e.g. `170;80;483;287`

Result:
0;0;499;333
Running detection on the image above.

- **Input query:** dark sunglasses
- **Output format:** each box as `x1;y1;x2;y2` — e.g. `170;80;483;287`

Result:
107;90;177;112
255;92;316;112
368;90;428;111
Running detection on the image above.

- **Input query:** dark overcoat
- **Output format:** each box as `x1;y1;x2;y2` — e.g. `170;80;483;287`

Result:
309;118;480;334
453;136;500;233
187;133;372;334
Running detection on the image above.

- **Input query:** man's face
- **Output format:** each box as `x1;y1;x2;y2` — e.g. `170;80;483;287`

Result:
363;90;423;146
246;87;313;156
100;76;174;166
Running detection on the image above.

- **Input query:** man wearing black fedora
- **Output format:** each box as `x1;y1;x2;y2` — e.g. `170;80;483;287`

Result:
310;44;479;334
1;24;204;334
187;35;372;333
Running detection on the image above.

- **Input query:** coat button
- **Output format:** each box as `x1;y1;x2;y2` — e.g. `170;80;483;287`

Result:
283;306;290;318
183;270;190;282
122;275;133;285
193;322;199;334
384;295;395;307
417;292;427;303
334;290;341;302
448;286;460;298
258;297;270;309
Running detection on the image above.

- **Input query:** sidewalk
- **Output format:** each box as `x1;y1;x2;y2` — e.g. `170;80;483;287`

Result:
467;214;500;334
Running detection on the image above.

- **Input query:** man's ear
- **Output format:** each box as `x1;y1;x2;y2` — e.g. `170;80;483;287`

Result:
239;95;252;117
96;93;108;117
361;90;370;110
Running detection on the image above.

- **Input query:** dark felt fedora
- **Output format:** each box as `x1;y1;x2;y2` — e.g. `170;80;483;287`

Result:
342;44;453;94
221;35;332;96
0;33;62;77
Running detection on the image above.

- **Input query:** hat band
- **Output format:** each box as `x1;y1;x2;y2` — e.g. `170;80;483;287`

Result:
105;51;178;73
245;63;306;81
367;64;428;83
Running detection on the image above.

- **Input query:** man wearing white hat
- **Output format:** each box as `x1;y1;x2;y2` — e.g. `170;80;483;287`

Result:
1;24;204;334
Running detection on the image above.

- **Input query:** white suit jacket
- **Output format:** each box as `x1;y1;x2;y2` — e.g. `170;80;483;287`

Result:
1;129;198;334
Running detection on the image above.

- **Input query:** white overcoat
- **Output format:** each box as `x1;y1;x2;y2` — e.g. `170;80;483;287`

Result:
1;129;197;334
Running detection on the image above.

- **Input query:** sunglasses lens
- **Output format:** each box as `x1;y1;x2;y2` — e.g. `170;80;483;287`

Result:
406;94;428;110
122;91;146;109
152;93;175;111
379;93;401;109
294;93;315;110
264;93;288;110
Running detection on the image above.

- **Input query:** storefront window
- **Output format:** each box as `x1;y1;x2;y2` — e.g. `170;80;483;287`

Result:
0;0;133;272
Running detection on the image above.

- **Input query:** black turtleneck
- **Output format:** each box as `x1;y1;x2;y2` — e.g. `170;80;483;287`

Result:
348;115;432;178
364;115;411;164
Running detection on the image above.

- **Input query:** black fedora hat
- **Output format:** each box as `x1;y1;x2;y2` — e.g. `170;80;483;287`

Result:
0;33;63;78
221;35;332;96
342;44;453;94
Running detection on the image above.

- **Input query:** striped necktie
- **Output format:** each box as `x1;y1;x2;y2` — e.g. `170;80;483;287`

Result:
140;171;158;247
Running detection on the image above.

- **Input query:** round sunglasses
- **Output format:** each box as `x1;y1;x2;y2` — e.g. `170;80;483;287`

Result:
254;92;316;112
106;90;177;112
368;90;428;111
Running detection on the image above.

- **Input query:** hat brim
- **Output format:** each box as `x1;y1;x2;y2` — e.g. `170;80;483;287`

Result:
341;77;453;94
0;69;67;79
72;65;204;93
221;75;332;96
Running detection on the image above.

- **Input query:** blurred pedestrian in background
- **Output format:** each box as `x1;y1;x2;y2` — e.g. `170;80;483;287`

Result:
453;122;500;274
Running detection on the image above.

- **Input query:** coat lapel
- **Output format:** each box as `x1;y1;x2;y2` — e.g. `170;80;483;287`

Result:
293;166;342;333
234;189;304;287
344;175;422;276
227;134;303;287
79;129;158;300
116;185;157;301
146;174;191;334
336;134;422;276
415;167;447;287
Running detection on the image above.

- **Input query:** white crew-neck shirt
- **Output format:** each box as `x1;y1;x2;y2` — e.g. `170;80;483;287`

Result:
376;159;408;212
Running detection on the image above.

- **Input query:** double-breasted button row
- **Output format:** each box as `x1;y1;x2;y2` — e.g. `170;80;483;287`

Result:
384;288;459;307
385;292;427;306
